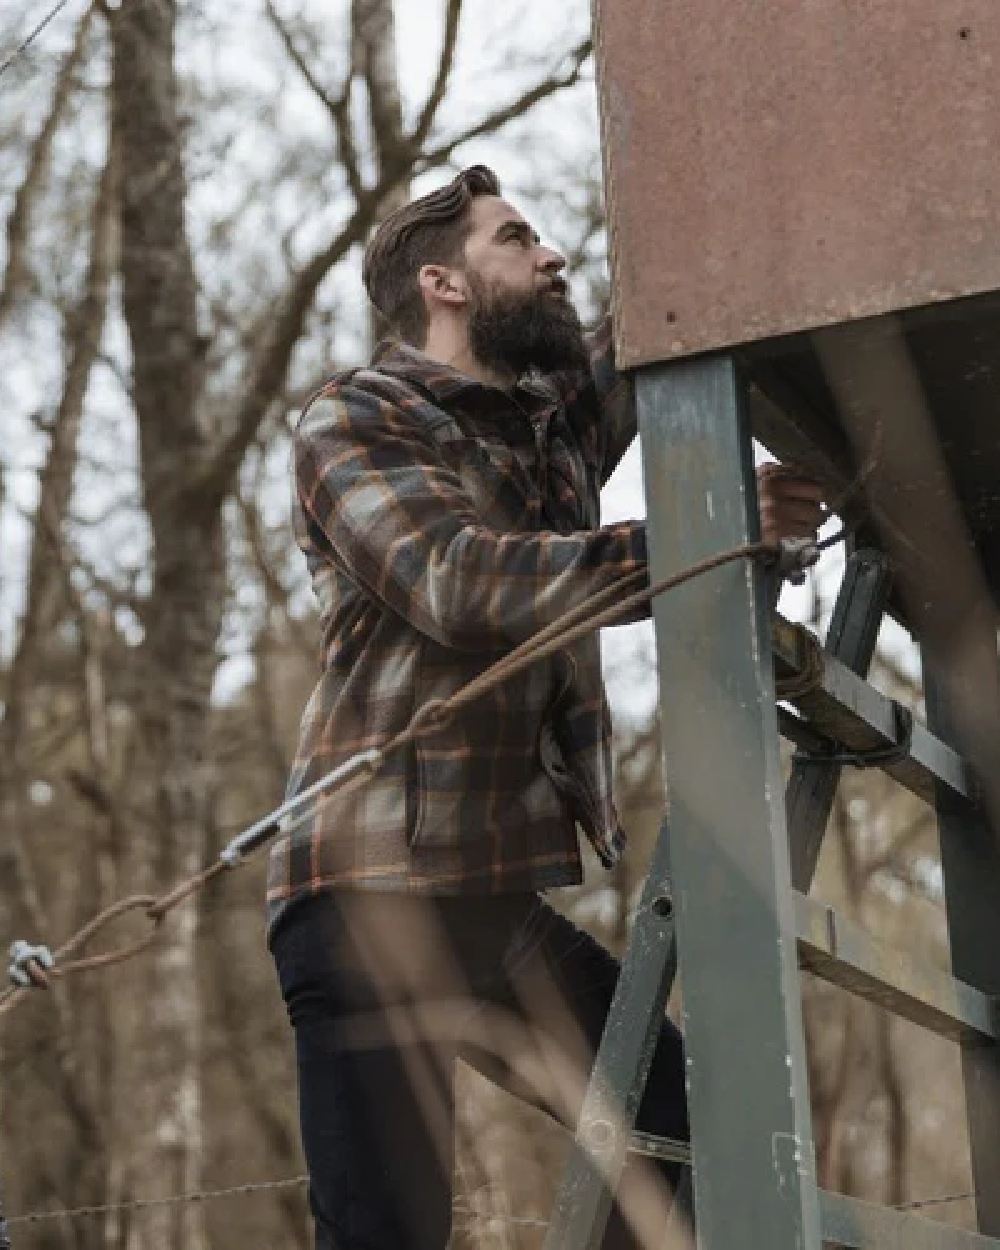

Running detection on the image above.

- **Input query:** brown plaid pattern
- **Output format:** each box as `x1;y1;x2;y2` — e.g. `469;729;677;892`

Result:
267;318;648;929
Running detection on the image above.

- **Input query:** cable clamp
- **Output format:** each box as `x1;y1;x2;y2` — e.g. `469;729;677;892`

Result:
774;537;821;585
8;940;54;989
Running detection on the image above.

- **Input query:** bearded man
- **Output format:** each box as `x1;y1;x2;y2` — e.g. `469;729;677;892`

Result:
268;166;823;1250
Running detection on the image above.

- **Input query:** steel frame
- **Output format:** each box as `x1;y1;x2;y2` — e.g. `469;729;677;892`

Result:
546;349;1000;1249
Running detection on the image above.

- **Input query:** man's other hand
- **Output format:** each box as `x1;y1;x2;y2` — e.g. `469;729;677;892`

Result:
755;462;825;549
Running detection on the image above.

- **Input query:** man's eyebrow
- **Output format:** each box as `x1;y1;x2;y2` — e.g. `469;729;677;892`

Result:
495;219;541;244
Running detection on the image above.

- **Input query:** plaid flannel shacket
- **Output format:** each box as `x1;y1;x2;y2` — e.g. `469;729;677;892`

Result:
266;318;648;930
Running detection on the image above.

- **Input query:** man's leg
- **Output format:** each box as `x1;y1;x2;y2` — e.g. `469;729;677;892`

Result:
271;893;459;1250
475;897;692;1250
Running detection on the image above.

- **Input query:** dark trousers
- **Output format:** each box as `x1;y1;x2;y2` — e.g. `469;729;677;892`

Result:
271;890;691;1250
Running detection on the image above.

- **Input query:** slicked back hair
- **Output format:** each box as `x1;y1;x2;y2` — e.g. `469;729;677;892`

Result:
363;165;501;346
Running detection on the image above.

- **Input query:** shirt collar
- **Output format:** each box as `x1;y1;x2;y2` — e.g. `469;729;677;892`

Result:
372;339;559;414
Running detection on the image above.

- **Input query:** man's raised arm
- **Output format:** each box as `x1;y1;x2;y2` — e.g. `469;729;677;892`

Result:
296;381;647;652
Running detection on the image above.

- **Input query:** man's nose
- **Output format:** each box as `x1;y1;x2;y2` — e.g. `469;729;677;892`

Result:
537;247;566;274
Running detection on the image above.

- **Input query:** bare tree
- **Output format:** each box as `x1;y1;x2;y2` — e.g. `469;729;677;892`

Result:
2;3;599;1245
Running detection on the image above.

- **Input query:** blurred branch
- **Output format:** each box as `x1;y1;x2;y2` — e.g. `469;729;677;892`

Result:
198;35;594;510
352;0;405;176
196;211;364;509
416;37;592;173
406;0;464;152
860;807;935;881
0;2;96;326
1;117;118;753
877;1015;908;1206
237;484;315;661
265;0;364;201
203;900;304;1240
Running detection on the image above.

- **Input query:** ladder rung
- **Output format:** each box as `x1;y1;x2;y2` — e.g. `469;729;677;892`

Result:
795;893;998;1043
627;1130;691;1166
820;1189;998;1249
772;616;971;803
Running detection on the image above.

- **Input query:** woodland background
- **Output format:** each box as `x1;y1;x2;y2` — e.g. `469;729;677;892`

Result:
0;1;975;1246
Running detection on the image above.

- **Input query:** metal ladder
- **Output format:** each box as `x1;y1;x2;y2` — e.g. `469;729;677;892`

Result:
544;353;1000;1249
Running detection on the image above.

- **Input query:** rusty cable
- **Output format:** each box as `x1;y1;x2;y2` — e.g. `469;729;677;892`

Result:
2;538;798;1017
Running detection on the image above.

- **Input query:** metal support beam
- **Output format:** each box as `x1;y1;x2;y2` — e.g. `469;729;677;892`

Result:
795;893;999;1043
544;819;682;1250
820;1190;1000;1250
785;549;892;891
925;623;1000;1237
0;1197;9;1250
636;354;821;1249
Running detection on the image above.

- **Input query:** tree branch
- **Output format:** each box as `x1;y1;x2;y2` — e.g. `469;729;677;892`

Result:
406;0;464;152
195;186;389;508
265;0;364;201
0;2;96;326
196;34;594;509
237;484;315;661
352;0;405;176
3;128;118;729
417;37;592;173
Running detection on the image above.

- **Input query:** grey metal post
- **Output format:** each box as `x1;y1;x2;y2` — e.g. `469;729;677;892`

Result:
786;548;892;891
923;621;1000;1236
637;355;821;1249
0;1182;11;1250
543;818;682;1250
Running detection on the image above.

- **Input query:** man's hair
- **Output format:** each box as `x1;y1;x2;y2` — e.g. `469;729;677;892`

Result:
362;165;501;346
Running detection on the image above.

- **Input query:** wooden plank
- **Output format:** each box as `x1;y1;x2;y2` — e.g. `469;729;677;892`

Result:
772;616;971;803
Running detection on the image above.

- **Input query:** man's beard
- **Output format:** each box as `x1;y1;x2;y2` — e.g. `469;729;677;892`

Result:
466;272;591;378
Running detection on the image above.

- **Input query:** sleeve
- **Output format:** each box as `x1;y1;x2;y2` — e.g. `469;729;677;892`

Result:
295;383;648;652
587;314;637;482
550;314;637;486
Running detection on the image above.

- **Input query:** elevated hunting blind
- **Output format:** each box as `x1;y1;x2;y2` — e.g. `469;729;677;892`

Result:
545;4;1000;1248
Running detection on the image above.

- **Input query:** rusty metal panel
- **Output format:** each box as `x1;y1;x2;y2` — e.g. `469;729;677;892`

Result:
595;0;1000;366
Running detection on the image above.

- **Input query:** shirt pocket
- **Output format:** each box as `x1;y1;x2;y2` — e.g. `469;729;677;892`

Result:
408;642;555;849
408;643;490;848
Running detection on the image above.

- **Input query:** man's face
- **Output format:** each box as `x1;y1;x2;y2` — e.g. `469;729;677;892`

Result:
457;195;590;376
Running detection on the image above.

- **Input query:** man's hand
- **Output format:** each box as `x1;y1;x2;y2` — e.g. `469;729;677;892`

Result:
755;462;825;549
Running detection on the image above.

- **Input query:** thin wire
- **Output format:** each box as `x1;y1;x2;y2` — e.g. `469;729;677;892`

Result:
895;1191;975;1212
6;1175;310;1226
0;0;78;81
8;1178;974;1230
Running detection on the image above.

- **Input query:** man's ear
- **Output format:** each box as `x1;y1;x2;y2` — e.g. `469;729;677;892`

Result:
418;264;467;313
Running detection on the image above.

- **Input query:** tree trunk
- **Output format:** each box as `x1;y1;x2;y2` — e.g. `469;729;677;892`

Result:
0;71;119;1241
109;4;218;1245
352;0;409;351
